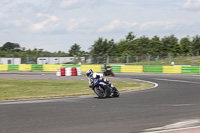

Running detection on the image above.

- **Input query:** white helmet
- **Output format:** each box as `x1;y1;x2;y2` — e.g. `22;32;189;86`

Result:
86;69;93;78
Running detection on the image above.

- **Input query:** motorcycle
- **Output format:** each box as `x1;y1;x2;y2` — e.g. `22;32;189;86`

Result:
90;78;119;98
103;66;115;76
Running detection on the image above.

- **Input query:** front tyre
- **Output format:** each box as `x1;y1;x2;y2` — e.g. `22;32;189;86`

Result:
94;86;107;98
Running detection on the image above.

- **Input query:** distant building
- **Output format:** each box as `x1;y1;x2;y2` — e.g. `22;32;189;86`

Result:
0;57;21;64
37;57;85;64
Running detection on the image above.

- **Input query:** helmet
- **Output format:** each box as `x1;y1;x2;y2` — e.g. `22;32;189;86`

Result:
86;69;93;77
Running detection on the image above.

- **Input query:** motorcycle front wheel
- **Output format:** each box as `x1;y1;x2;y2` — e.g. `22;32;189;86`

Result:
94;86;110;98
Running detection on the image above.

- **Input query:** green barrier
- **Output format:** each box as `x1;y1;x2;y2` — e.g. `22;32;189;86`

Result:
8;65;19;71
32;64;43;71
109;66;121;72
144;65;163;73
182;66;200;74
62;65;81;67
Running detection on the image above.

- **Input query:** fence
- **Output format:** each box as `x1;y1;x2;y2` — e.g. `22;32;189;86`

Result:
0;55;200;66
90;55;200;66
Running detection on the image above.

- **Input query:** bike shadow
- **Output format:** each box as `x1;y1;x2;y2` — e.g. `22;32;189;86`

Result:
93;96;120;99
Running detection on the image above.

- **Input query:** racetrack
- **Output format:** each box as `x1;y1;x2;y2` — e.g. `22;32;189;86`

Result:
0;73;200;133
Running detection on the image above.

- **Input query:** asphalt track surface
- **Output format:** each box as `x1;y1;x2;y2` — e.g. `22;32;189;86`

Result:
0;73;200;133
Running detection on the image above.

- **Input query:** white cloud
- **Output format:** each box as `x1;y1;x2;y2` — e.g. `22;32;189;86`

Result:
140;21;176;30
59;0;79;8
31;13;59;31
182;0;200;11
97;20;137;32
66;18;88;31
140;20;194;31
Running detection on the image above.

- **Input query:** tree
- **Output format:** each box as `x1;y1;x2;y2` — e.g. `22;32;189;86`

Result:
106;39;116;55
149;36;163;56
68;43;81;56
89;38;117;63
180;36;191;55
115;40;130;55
1;42;21;51
191;35;200;55
172;43;181;56
161;35;178;55
134;36;150;56
126;32;136;42
90;37;116;57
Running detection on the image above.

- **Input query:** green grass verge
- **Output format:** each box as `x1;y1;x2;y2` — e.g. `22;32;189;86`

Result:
0;79;154;101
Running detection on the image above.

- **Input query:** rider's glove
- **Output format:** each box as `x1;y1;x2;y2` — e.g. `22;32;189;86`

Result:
89;84;93;88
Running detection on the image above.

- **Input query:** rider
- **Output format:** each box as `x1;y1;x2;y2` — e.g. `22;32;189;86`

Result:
86;69;117;91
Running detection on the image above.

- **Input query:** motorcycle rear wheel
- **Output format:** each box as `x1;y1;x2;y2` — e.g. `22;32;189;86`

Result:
112;88;120;97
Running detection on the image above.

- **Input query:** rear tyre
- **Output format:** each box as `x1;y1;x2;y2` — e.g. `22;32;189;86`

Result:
112;88;120;97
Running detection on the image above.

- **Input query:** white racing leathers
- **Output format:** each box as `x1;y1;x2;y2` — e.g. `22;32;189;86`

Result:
87;72;120;97
88;72;115;89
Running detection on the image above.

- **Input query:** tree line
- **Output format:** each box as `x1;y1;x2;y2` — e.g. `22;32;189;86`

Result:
90;32;200;57
0;32;200;63
0;42;69;64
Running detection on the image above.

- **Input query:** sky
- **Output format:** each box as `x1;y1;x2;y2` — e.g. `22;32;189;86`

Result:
0;0;200;52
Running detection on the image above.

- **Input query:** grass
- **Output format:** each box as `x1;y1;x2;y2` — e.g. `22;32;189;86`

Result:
0;79;154;101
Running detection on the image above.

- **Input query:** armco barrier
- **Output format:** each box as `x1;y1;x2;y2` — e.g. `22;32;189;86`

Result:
0;65;8;71
18;64;32;71
32;64;43;71
144;65;163;73
163;66;182;74
43;65;62;71
182;66;200;74
81;65;102;72
8;65;18;71
109;66;121;72
121;65;143;73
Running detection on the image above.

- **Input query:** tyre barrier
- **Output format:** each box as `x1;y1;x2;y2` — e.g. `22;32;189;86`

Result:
56;67;81;76
71;67;77;76
60;67;66;76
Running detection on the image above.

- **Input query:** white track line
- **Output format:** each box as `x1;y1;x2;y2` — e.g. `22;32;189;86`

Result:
144;126;200;133
153;78;200;84
132;78;159;88
120;78;158;94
